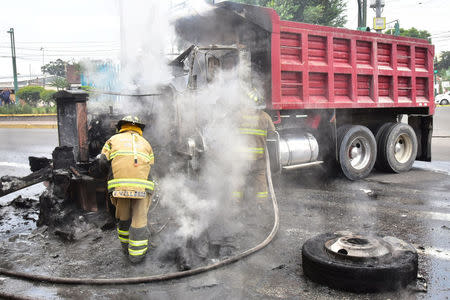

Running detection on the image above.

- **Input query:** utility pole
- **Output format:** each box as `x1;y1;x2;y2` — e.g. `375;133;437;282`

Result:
7;28;18;99
370;0;385;33
119;0;126;70
357;0;367;30
40;47;45;87
375;0;382;33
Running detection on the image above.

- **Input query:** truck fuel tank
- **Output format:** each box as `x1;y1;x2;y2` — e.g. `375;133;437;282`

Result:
279;133;319;168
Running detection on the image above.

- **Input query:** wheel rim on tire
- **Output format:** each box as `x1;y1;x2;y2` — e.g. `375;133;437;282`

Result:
394;133;413;164
324;234;391;260
347;137;371;170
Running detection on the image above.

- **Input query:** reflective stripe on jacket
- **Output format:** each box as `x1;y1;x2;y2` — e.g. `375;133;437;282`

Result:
237;110;275;162
101;130;154;193
107;178;154;192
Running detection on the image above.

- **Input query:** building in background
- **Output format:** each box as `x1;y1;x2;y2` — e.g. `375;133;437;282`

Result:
66;64;81;89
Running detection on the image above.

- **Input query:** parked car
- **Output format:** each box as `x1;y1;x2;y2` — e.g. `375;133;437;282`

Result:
435;91;450;105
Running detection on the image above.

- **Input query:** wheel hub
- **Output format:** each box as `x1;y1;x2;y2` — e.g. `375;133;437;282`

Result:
348;137;370;170
394;133;413;163
325;234;390;260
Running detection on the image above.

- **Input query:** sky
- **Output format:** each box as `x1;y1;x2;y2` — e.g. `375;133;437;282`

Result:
0;0;449;80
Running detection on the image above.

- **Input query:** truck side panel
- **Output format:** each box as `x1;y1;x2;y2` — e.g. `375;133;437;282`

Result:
270;16;435;114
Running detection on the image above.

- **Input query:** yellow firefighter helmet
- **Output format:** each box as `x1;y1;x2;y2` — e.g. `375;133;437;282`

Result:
117;115;146;130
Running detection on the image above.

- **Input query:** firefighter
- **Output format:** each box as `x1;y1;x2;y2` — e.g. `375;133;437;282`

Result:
233;88;275;204
100;115;154;263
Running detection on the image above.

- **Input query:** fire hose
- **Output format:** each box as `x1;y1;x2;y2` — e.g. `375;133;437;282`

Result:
0;149;279;285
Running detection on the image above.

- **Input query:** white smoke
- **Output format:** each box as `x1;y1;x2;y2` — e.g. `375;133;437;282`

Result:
118;0;174;93
84;0;261;250
159;69;251;241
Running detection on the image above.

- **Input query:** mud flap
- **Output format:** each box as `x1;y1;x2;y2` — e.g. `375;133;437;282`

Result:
409;115;433;162
267;131;280;173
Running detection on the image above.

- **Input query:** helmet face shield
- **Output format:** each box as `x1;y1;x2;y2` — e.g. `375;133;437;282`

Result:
117;115;146;130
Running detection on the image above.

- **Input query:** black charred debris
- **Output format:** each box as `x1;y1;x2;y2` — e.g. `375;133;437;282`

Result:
0;146;114;242
1;145;241;269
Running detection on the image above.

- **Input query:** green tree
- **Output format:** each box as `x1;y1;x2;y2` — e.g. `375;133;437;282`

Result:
400;27;431;41
16;86;45;106
50;77;69;90
386;27;431;42
16;86;58;106
40;89;56;105
232;0;346;26
435;51;450;71
41;59;67;77
265;0;300;21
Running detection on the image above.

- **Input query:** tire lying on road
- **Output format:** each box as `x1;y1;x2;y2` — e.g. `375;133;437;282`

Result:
302;232;418;293
376;123;418;173
337;125;377;180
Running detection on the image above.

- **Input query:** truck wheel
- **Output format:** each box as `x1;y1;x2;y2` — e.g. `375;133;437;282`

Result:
377;123;417;173
374;122;394;170
441;99;449;105
337;125;376;180
302;233;418;293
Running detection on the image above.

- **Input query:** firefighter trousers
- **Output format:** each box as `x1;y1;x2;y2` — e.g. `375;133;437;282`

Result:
232;168;268;202
112;195;152;262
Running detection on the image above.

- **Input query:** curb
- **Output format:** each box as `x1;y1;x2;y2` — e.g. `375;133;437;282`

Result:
0;124;57;129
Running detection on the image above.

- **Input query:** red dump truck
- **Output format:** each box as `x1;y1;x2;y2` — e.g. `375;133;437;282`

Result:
172;1;435;180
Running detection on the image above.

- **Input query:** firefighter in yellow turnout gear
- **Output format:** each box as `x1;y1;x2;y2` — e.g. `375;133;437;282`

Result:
233;88;275;203
100;116;154;263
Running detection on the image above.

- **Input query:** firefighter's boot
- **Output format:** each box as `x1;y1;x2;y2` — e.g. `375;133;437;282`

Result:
128;226;149;263
117;220;131;254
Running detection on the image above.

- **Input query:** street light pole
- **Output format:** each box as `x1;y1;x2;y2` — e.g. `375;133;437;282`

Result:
119;0;126;70
7;28;18;101
40;47;45;87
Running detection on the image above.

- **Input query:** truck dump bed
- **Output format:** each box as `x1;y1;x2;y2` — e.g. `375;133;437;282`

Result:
176;2;435;114
271;16;435;113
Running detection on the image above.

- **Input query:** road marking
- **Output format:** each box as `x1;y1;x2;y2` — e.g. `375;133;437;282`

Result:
418;247;450;261
0;162;29;169
421;211;450;222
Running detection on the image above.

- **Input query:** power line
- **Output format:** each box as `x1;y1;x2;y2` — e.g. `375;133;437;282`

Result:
0;46;120;51
14;41;120;44
0;50;120;55
432;35;450;40
431;31;450;37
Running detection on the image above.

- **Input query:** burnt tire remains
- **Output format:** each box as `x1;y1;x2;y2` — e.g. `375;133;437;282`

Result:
376;123;418;173
337;125;376;180
302;233;418;293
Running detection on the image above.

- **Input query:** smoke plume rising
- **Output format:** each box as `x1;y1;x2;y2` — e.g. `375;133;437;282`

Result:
83;1;262;255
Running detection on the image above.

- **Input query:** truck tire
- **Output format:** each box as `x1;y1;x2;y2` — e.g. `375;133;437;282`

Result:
441;99;449;105
377;123;417;173
374;122;394;170
302;233;418;293
337;125;376;180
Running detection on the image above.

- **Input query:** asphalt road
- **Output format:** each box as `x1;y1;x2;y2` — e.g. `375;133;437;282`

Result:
0;108;449;299
431;106;450;164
